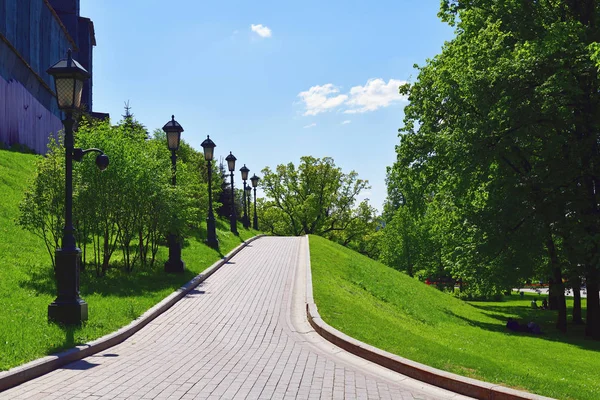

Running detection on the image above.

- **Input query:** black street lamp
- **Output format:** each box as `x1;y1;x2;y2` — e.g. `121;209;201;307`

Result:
47;50;109;325
201;135;219;249
163;115;185;273
225;152;238;235
250;174;260;230
245;185;252;229
240;164;250;228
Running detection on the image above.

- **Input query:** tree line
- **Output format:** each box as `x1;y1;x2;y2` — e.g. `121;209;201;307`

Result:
379;0;600;339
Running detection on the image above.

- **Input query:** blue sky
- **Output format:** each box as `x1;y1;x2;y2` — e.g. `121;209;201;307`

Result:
81;0;454;212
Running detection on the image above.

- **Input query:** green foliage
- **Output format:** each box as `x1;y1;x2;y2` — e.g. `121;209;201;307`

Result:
17;138;65;267
310;235;600;400
18;117;223;276
75;120;180;274
260;156;376;250
385;1;600;324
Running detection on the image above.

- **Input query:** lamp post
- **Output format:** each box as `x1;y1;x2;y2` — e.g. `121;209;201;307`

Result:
163;115;185;273
240;164;250;228
245;185;252;229
250;174;260;230
225;152;238;235
201;135;219;249
47;50;109;325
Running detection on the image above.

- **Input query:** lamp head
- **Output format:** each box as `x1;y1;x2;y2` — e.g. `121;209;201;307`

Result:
95;153;109;171
163;115;184;151
201;135;216;161
240;164;249;181
225;151;237;172
46;49;90;111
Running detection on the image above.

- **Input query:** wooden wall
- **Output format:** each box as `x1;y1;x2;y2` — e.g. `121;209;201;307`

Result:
0;0;74;106
0;76;63;154
0;0;74;153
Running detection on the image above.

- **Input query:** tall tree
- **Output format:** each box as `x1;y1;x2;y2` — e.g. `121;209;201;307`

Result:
389;0;600;336
260;156;370;238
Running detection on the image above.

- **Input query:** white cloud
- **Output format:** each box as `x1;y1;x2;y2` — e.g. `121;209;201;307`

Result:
303;123;317;129
297;78;407;116
297;84;348;116
341;120;351;125
344;78;407;114
251;24;272;38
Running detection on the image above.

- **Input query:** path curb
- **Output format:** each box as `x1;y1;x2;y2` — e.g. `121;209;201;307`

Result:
304;236;554;400
0;234;265;392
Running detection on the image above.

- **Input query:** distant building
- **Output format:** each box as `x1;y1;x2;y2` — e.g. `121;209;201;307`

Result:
0;0;100;154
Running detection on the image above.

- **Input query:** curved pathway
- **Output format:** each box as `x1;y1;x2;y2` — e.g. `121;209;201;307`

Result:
1;237;470;399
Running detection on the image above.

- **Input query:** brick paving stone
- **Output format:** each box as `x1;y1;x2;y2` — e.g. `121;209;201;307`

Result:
0;237;471;400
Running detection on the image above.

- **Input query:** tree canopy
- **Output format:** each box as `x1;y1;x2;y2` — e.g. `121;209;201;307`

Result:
259;156;376;251
384;0;600;337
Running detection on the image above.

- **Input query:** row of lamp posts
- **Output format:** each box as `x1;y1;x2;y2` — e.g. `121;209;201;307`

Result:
45;50;260;325
161;120;261;273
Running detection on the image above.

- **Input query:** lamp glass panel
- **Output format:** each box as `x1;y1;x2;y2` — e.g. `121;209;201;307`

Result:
167;131;180;150
251;178;259;187
227;159;235;172
55;78;75;109
241;170;249;181
73;78;84;108
204;147;214;161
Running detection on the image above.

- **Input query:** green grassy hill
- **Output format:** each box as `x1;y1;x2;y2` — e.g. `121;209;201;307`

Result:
309;234;600;400
0;149;259;371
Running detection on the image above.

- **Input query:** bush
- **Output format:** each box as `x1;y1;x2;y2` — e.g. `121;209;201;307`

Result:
18;117;198;275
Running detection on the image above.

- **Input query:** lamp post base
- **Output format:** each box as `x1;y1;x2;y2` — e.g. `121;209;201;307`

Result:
206;215;219;249
165;234;185;273
48;248;88;325
48;299;88;325
230;215;238;235
164;259;185;273
205;237;219;249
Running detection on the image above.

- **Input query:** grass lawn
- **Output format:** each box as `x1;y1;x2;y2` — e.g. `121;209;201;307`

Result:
309;234;600;400
0;149;261;371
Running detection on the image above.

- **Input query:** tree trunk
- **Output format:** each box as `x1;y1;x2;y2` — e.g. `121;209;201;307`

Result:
546;235;567;332
102;227;110;276
548;277;559;310
571;279;583;324
585;274;600;340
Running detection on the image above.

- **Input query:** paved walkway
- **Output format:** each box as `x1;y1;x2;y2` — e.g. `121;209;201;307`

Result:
1;237;470;399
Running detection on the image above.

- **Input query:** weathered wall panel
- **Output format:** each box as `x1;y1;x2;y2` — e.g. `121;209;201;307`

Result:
0;1;73;115
0;0;96;153
0;76;63;154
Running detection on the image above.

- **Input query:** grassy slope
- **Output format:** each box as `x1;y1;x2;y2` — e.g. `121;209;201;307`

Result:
309;235;600;400
0;149;261;370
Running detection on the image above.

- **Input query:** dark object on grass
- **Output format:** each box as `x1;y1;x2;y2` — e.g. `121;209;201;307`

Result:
507;318;542;335
506;318;521;332
527;321;542;335
541;299;548;309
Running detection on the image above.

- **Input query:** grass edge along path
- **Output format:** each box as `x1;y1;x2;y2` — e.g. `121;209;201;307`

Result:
308;234;600;400
0;149;262;371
